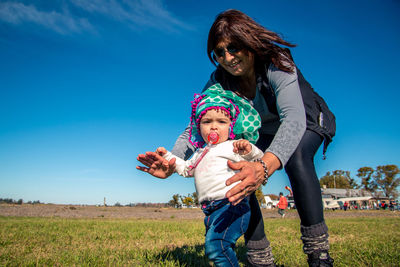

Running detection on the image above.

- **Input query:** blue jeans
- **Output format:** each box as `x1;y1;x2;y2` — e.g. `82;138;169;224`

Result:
202;198;250;267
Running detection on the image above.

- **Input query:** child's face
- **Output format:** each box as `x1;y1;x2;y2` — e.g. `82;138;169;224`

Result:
199;109;231;145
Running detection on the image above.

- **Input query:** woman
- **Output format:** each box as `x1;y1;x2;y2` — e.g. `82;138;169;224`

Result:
138;9;334;267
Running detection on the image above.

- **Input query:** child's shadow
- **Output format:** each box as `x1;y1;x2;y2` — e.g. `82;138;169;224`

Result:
158;243;247;266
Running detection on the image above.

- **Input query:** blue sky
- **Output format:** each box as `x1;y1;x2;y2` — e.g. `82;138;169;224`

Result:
1;0;399;205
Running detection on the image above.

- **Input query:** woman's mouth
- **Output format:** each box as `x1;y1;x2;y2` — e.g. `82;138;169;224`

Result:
229;61;240;68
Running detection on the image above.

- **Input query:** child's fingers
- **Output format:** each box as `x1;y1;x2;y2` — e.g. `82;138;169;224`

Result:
137;153;159;165
162;160;170;168
156;147;167;155
240;141;250;149
136;165;149;172
232;142;239;152
146;151;165;161
169;157;176;167
239;140;247;145
237;140;246;150
137;151;165;168
137;155;153;167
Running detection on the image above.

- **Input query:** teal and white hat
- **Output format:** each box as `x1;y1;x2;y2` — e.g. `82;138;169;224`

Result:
189;83;261;148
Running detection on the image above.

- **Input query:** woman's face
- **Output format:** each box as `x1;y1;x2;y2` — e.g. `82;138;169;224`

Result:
214;39;255;78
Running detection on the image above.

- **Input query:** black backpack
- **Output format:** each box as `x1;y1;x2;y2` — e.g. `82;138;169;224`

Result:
259;65;336;159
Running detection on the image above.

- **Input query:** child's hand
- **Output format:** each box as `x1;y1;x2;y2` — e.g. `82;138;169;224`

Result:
137;151;176;179
233;140;252;155
156;147;167;156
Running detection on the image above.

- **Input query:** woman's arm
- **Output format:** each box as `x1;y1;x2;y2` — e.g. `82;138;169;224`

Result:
264;64;306;167
225;64;307;205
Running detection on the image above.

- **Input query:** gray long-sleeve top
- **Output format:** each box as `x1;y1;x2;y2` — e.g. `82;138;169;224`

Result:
172;63;306;167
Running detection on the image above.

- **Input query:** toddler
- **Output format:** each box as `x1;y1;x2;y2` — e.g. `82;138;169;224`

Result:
139;84;263;266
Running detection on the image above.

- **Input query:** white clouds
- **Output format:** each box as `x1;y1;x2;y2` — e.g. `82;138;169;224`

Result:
0;2;94;35
124;0;193;31
70;0;192;32
0;0;192;35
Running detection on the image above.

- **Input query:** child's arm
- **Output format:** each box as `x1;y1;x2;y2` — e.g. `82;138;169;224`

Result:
159;147;196;178
233;139;264;161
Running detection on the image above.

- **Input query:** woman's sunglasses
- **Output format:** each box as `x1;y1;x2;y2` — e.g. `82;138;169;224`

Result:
213;44;242;58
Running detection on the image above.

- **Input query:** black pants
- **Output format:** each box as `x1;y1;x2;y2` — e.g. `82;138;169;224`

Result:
244;130;324;245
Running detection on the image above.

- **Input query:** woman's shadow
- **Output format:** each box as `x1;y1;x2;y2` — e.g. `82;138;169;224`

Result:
157;243;247;266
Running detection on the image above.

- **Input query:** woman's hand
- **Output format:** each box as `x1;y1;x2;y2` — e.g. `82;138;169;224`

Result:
136;148;176;178
225;152;281;205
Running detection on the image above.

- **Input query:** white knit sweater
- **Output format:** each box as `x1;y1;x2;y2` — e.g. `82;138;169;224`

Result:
163;140;264;203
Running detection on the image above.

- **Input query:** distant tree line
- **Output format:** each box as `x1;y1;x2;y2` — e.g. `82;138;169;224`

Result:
168;193;199;208
119;202;170;208
169;187;267;208
0;198;41;205
319;164;400;199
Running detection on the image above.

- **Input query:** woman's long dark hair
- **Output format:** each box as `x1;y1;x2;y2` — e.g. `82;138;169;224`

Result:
207;9;296;73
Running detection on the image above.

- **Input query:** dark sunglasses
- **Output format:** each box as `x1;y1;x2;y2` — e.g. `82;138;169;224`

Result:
213;44;242;58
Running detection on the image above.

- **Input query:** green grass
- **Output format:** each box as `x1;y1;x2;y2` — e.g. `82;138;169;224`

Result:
0;216;399;266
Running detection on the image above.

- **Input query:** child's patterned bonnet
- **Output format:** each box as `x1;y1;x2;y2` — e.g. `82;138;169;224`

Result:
189;83;261;148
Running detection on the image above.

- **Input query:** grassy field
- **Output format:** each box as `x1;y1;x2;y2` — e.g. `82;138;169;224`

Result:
0;215;399;266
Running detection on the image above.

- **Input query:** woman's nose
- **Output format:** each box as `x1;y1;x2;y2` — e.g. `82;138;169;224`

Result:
223;51;235;62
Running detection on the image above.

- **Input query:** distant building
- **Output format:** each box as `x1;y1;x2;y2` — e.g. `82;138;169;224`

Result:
321;188;388;199
321;188;372;199
321;188;390;210
263;195;279;209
